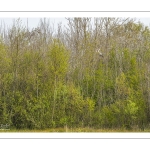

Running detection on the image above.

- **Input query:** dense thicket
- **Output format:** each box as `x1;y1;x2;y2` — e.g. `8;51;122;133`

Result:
0;18;150;130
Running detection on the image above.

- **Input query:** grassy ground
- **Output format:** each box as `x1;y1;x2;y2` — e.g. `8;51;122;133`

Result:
1;127;150;132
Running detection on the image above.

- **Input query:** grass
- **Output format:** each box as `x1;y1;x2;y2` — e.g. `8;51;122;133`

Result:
1;127;150;132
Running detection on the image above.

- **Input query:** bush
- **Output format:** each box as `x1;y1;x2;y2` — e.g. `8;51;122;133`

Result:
97;91;147;129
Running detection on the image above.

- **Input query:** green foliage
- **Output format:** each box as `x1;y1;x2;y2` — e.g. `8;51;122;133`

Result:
97;100;125;128
96;90;147;129
125;100;138;119
48;39;69;82
116;72;130;99
0;18;150;131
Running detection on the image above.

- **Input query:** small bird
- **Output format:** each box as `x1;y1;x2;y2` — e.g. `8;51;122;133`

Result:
96;49;103;57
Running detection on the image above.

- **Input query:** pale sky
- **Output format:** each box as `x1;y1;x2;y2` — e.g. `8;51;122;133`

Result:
0;18;68;30
0;18;40;29
0;18;150;30
136;18;150;26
